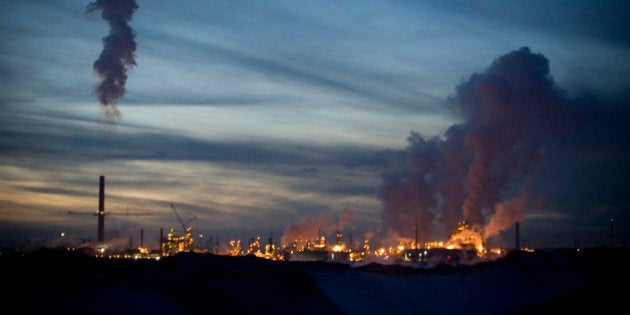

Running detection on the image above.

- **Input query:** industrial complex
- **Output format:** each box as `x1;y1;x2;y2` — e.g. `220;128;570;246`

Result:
64;175;511;265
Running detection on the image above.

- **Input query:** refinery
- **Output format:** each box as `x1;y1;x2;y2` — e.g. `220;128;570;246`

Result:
59;175;514;266
7;175;623;315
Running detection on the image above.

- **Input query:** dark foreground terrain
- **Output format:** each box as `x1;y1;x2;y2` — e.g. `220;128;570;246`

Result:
2;247;628;314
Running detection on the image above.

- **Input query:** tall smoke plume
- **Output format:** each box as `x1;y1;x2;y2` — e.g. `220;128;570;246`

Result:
87;0;139;119
380;47;567;245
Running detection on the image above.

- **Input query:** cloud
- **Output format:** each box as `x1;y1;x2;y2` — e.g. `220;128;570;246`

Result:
140;29;443;113
0;104;387;167
423;0;630;47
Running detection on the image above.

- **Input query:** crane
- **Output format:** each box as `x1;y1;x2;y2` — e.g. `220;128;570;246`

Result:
170;203;197;232
68;175;152;244
163;203;198;255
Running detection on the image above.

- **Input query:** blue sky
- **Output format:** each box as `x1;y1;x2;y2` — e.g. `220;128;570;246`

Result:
1;0;628;251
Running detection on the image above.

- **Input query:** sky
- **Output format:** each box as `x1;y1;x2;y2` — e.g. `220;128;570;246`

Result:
1;0;628;252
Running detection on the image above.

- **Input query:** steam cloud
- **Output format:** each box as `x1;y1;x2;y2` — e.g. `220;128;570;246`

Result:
380;47;570;245
87;0;139;119
281;209;354;247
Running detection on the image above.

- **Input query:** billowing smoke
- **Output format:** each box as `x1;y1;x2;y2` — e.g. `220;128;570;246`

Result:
87;0;139;119
336;208;353;231
456;48;564;227
281;209;354;247
380;47;567;245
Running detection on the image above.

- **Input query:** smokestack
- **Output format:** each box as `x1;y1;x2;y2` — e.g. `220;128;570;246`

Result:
349;233;353;250
140;228;144;248
610;217;614;247
415;221;418;250
574;238;580;249
98;175;105;243
515;221;520;251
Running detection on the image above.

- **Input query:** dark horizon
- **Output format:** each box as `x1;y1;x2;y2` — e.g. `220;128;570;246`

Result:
1;0;629;253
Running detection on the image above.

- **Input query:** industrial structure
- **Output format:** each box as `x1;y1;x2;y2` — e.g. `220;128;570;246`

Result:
273;220;508;265
68;175;152;245
279;230;353;263
160;204;202;256
65;176;510;265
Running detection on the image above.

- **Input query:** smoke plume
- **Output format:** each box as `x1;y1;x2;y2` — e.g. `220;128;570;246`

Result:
87;0;139;119
336;208;354;231
281;209;354;247
380;47;567;244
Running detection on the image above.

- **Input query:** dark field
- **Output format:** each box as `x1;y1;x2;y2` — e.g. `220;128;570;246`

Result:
2;247;627;314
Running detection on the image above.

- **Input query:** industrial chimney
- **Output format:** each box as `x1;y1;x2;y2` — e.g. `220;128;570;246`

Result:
98;175;105;243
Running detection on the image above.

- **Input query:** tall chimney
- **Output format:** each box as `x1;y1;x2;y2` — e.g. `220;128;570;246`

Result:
349;233;353;250
98;175;105;243
610;217;614;248
415;221;418;250
140;228;144;248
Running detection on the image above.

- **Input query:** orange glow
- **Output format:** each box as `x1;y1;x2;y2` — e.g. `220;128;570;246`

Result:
444;221;485;253
332;244;345;252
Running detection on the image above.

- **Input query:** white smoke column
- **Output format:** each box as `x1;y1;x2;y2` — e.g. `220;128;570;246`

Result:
436;126;471;236
455;47;564;225
379;133;438;244
483;189;529;239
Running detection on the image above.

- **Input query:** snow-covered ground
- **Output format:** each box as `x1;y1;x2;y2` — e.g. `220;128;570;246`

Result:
3;248;624;314
308;251;590;314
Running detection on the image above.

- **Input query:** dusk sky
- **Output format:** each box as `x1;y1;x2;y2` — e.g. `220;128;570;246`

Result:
1;0;628;251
